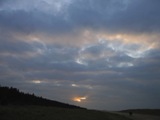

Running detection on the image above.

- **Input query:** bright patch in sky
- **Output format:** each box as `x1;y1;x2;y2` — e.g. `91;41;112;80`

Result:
73;96;87;102
31;80;42;84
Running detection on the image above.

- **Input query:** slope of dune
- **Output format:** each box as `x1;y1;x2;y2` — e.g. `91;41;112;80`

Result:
0;105;131;120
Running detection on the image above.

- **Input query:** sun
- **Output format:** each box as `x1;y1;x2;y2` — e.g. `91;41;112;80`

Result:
73;96;87;102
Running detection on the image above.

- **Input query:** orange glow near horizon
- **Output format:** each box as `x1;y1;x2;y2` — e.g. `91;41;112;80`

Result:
73;96;87;102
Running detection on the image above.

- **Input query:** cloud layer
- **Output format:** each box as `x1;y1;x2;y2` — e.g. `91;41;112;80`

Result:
0;0;160;110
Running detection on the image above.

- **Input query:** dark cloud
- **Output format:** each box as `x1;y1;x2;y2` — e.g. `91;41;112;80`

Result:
0;0;160;110
67;0;160;33
0;39;34;54
108;0;160;33
0;10;72;34
0;0;160;34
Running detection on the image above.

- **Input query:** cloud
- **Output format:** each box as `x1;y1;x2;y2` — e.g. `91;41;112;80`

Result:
0;0;160;35
0;0;160;110
0;39;34;55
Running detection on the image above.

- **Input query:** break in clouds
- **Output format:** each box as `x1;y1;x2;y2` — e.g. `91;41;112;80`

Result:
0;0;160;110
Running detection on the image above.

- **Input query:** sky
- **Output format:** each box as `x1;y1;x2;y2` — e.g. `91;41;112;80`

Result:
0;0;160;110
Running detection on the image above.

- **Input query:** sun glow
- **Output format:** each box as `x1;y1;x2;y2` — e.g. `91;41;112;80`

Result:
31;80;42;84
73;96;87;102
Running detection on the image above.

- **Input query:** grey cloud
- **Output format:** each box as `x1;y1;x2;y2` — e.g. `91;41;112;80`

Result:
68;0;128;27
108;0;160;33
0;0;160;110
0;39;34;54
67;0;160;33
0;0;160;34
0;9;72;34
86;68;160;110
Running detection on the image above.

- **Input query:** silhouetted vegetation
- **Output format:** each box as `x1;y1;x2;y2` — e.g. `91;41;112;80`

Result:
0;85;84;109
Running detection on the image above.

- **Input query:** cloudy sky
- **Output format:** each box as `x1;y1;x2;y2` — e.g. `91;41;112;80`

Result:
0;0;160;110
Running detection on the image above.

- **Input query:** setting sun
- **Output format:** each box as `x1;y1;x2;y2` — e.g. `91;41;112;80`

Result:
73;96;87;102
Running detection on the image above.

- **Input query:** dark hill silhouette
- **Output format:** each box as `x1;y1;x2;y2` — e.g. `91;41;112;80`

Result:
0;85;85;109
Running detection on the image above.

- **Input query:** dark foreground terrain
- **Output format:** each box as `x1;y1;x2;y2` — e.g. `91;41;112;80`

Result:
0;105;131;120
1;86;159;120
120;109;160;116
0;85;130;120
115;110;160;120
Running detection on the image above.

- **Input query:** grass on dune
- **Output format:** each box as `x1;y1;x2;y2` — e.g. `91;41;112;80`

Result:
0;105;131;120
